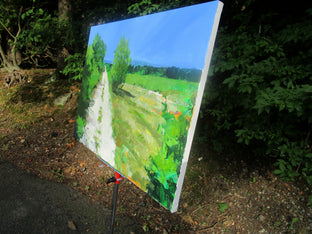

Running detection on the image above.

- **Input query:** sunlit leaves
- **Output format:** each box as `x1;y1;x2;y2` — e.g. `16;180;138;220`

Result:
128;0;160;16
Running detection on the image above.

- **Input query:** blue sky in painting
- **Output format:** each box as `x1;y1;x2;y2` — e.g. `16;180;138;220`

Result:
88;1;219;70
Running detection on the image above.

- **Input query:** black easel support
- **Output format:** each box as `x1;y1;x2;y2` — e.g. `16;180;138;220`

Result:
107;171;123;234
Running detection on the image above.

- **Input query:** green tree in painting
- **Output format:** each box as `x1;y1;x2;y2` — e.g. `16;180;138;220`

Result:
145;100;191;209
110;36;131;93
92;34;107;73
75;34;107;139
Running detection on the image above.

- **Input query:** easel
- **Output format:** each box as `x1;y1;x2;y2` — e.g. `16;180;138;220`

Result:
107;171;124;234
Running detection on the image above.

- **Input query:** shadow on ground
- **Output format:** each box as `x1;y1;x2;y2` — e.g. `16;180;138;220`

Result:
0;161;143;234
7;69;74;105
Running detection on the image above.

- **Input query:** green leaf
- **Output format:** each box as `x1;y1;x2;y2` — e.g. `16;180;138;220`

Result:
217;203;229;212
306;153;312;159
307;176;312;185
274;169;282;175
279;162;286;171
222;76;238;88
289;217;298;229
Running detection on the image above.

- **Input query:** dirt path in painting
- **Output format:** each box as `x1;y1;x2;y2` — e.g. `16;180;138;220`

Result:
80;68;116;166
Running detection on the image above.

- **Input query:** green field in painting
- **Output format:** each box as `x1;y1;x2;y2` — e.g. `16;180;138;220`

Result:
126;73;198;113
109;72;199;208
126;73;198;93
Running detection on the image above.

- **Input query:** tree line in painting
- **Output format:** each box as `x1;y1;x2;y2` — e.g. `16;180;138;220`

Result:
75;33;198;210
128;65;202;82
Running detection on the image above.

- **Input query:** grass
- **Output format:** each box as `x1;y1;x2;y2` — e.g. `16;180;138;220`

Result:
0;70;72;131
110;73;199;201
111;91;164;189
0;86;38;129
126;73;198;91
126;73;198;109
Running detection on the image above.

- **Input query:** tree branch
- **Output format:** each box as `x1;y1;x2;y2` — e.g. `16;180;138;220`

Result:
11;6;23;68
0;20;15;39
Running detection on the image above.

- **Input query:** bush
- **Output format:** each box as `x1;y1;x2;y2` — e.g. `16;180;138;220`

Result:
202;6;312;194
61;53;84;81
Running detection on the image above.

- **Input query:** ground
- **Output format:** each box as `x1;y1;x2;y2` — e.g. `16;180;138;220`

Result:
0;161;142;233
0;69;311;233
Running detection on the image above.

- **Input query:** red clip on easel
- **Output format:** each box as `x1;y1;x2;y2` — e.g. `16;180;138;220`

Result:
114;171;123;184
107;171;124;233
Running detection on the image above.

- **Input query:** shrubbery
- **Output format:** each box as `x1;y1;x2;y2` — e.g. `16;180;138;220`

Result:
201;5;312;202
61;53;84;80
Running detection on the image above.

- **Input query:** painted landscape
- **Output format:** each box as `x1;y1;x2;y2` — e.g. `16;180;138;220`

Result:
75;1;222;212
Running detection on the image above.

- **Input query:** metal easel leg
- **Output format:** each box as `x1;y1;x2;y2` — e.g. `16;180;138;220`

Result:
107;171;123;234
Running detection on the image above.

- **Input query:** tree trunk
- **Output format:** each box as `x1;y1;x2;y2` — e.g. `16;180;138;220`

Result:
0;6;22;70
57;0;71;77
58;0;72;21
0;43;13;69
0;43;24;87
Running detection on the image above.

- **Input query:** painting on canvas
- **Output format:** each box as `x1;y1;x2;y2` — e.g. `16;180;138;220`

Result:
75;0;223;212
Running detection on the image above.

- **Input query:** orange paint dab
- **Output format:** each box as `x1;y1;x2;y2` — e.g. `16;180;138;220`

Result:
128;176;141;187
173;111;182;121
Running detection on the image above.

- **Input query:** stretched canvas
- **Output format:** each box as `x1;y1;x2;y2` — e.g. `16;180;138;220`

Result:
75;0;223;212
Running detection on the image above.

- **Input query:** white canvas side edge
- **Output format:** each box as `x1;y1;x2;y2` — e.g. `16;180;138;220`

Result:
171;1;224;213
